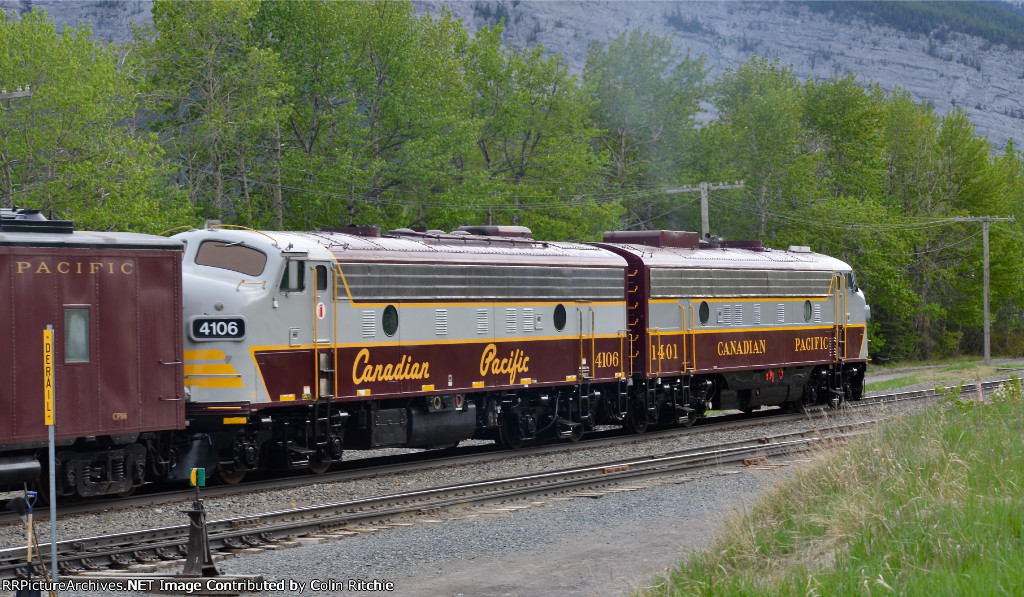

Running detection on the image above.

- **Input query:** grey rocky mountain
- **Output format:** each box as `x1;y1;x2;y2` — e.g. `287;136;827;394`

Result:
3;0;1021;149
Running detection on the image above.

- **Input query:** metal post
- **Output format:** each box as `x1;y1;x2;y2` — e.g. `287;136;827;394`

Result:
700;182;709;238
983;218;990;364
43;325;57;581
950;216;1014;365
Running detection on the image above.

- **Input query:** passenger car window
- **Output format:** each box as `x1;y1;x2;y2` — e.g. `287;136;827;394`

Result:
195;241;267;276
64;308;90;363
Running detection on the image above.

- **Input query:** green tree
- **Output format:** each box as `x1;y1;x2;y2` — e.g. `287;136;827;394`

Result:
0;8;190;232
801;75;887;201
705;57;821;241
137;0;288;224
462;23;620;240
255;0;477;231
583;29;708;230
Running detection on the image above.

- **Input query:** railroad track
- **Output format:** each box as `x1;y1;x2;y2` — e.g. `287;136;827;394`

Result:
0;420;865;583
1;376;1015;583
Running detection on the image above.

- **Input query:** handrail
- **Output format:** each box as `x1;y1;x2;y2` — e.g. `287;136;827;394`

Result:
210;224;281;247
236;279;267;291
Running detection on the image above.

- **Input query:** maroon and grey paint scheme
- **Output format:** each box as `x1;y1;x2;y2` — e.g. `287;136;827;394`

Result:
596;230;868;381
2;214;871;496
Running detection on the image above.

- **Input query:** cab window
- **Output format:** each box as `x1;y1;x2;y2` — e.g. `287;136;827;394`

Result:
280;260;306;293
195;241;267;276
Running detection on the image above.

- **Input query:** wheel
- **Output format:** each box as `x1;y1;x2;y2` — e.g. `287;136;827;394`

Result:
625;399;648;434
117;485;138;498
498;412;526;449
740;406;756;414
785;401;807;414
216;465;246;485
680;410;698;428
568;423;584;442
307;459;331;475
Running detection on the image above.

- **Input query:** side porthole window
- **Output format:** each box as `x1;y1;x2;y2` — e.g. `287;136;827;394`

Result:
382;305;399;337
699;301;709;326
804;300;812;322
553;304;567;331
64;307;90;363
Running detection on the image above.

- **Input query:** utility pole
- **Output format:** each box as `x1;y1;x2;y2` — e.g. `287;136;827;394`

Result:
0;85;32;100
951;216;1015;364
666;181;745;238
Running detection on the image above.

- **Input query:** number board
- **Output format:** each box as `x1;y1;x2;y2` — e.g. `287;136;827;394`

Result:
190;317;246;341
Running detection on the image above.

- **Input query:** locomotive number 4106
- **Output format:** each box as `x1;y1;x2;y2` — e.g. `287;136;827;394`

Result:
190;317;246;341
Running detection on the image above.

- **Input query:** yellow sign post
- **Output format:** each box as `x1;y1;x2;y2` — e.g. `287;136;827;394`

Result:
43;325;58;582
43;329;54;425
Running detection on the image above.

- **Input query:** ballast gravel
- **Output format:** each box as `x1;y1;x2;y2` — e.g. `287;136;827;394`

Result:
19;468;783;597
2;373;1012;597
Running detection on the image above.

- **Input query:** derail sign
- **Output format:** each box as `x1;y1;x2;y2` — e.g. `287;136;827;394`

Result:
43;328;54;425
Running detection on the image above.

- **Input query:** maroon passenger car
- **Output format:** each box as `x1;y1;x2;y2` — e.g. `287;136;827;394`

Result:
0;210;184;497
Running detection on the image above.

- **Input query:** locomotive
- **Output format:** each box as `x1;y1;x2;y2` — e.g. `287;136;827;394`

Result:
0;210;868;498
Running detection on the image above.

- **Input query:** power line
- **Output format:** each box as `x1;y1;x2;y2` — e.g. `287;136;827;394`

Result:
666;181;745;238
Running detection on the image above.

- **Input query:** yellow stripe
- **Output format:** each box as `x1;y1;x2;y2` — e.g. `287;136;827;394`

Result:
422;384;435;391
650;297;830;304
184;349;227;360
472;381;485;388
185;377;245;388
223;417;247;425
250;333;625;352
651;324;867;336
279;394;296;401
185;364;238;375
346;300;626;308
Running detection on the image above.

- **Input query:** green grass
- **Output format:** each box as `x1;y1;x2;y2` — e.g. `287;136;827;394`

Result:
644;378;1024;596
862;374;924;393
864;359;1024;393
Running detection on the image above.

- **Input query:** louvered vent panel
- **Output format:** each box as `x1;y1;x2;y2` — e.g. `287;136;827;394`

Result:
435;309;448;335
506;308;517;334
477;309;489;335
362;311;376;338
523;308;535;332
720;305;732;326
